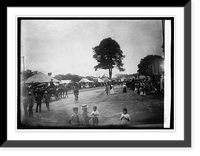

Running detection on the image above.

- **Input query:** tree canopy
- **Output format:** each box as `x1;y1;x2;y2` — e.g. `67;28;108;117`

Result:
22;69;38;81
137;55;164;76
92;37;125;79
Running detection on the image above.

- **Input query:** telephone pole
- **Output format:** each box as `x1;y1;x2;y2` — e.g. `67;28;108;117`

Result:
22;56;25;71
21;56;26;85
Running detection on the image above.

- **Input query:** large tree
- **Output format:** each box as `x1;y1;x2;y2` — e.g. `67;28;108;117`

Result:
137;55;164;76
92;37;125;79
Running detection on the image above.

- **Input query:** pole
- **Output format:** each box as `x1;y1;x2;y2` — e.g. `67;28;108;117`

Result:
21;56;25;86
22;56;25;71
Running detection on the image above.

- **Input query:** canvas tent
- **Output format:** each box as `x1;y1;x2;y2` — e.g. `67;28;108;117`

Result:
60;80;71;84
102;77;110;82
79;78;93;83
25;72;60;83
97;78;104;83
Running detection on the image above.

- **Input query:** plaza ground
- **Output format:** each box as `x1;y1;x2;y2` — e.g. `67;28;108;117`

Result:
20;85;164;129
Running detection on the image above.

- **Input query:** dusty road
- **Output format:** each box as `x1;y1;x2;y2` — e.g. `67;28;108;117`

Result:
20;85;164;129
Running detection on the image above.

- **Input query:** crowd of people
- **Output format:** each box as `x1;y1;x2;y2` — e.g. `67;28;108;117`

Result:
124;78;164;96
21;77;163;127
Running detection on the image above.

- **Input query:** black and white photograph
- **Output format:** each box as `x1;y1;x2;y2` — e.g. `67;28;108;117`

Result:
18;18;173;129
2;2;193;150
3;2;193;150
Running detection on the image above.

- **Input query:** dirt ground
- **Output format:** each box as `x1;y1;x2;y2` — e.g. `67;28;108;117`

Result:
20;85;164;129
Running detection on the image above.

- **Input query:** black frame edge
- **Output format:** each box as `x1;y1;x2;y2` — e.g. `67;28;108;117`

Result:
1;1;194;148
183;0;192;147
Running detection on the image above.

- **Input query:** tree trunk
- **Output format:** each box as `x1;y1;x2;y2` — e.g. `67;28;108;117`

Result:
109;68;112;79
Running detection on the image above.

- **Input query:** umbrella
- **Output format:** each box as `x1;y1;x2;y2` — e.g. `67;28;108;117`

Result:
25;72;60;83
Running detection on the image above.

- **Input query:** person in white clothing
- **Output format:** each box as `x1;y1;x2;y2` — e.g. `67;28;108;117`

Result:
110;84;115;94
120;108;131;125
91;106;100;127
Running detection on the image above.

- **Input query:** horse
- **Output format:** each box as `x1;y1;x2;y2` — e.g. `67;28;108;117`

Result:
47;86;59;100
60;84;69;98
56;85;63;98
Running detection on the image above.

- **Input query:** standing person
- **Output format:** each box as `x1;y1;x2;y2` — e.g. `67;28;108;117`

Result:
110;84;115;94
120;108;131;125
68;107;80;126
81;104;91;126
35;93;42;113
105;84;110;96
123;84;127;93
23;94;28;117
137;81;141;95
43;91;50;111
73;85;79;103
64;84;68;98
91;106;100;127
131;79;135;91
27;92;34;118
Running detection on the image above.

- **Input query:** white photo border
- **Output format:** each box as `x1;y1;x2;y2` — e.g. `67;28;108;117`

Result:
3;3;191;147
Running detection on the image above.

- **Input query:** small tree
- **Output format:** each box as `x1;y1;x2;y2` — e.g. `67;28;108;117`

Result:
21;69;37;81
92;37;125;79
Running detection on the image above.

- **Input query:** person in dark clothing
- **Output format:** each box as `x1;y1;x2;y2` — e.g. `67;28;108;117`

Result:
73;86;79;103
35;93;43;113
105;84;110;95
131;79;135;91
23;95;28;117
123;84;127;93
50;79;54;88
27;92;34;117
110;84;112;90
43;91;51;110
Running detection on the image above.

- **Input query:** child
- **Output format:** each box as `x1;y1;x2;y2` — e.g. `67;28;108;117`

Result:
68;107;80;126
73;86;79;103
120;108;131;125
81;104;91;126
91;106;100;127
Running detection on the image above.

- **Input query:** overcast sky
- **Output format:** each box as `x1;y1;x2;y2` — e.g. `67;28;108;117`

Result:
21;19;163;77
